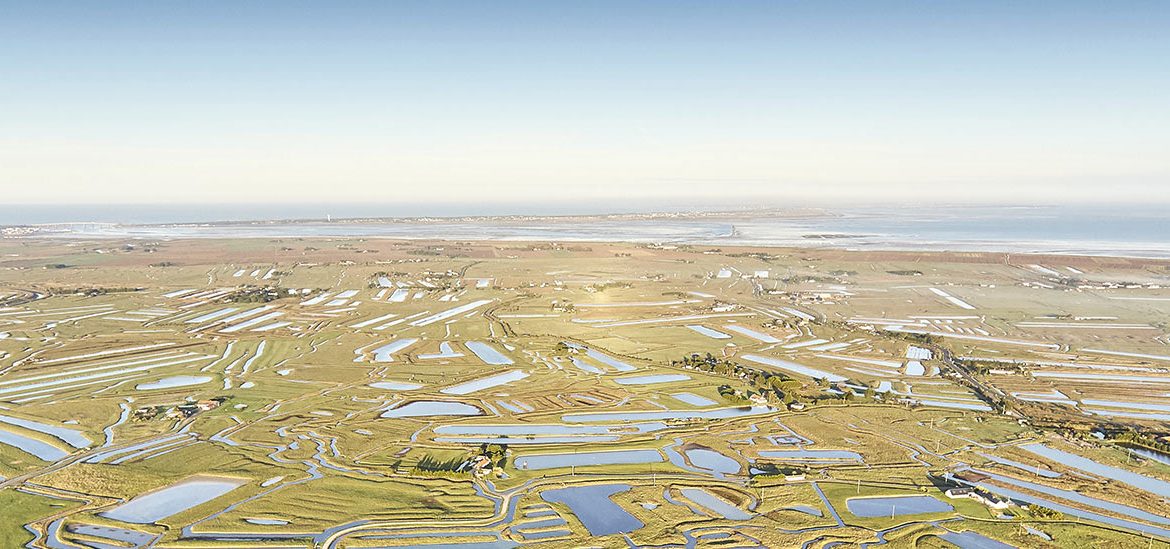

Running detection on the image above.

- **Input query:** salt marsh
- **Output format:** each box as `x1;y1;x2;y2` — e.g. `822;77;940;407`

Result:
371;338;419;362
845;495;952;517
440;370;529;395
465;341;513;365
0;428;69;461
381;401;482;418
680;488;752;520
541;484;642;536
101;477;246;524
686;325;731;339
135;375;213;390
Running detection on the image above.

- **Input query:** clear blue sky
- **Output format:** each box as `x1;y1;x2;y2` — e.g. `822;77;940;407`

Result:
2;1;1168;207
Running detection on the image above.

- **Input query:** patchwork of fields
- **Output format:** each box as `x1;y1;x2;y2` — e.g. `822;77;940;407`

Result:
1;238;1169;548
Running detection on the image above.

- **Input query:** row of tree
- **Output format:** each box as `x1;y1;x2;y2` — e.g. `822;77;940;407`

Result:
415;454;469;474
1110;430;1170;455
675;353;803;404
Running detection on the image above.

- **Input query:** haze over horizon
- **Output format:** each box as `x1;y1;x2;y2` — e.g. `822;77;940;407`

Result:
3;1;1169;207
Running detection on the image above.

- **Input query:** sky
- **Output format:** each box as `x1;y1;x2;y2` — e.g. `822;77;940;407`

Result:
2;1;1168;211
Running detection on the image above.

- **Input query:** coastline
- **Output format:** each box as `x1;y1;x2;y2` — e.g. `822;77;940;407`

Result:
4;203;1168;260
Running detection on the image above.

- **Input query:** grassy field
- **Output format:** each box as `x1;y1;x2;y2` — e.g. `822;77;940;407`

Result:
1;237;1169;547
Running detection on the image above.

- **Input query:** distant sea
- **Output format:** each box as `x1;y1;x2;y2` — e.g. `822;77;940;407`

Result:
5;203;1169;258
